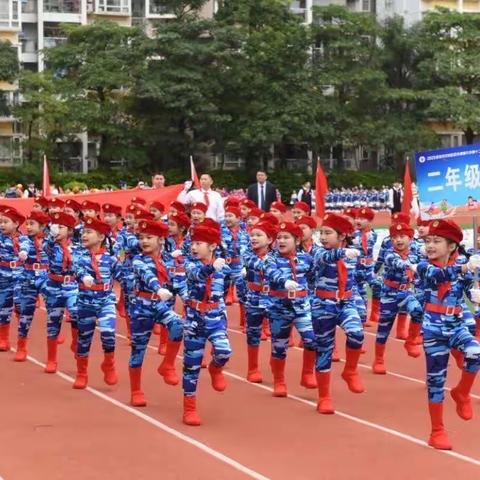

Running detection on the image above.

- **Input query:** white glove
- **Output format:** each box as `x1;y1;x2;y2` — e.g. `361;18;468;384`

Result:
183;180;193;191
352;237;361;246
470;288;480;304
83;275;94;287
419;245;427;256
50;224;60;237
285;280;300;291
467;254;480;272
157;288;173;302
18;251;28;261
241;267;247;278
345;248;360;259
171;249;183;258
213;258;226;272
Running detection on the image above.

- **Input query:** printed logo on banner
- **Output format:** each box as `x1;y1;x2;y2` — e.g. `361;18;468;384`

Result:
415;144;480;219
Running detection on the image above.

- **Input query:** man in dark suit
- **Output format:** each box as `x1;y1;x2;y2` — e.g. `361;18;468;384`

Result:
247;171;277;212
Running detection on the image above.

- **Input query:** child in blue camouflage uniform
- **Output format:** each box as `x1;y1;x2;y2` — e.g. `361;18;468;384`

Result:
182;223;232;426
72;217;121;390
128;220;184;406
64;199;84;247
264;221;317;397
0;207;25;352
312;213;365;414
14;211;50;361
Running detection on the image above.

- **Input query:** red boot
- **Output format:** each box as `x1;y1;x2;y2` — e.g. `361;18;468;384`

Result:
70;326;78;355
247;345;262;383
183;396;201;426
225;284;234;306
270;357;287;397
101;352;118;385
129;366;147;407
14;337;27;362
395;313;409;340
208;362;227;392
369;298;380;324
450;349;464;370
44;338;58;373
428;402;452;450
450;371;477;420
158;340;181;385
0;324;10;351
372;343;387;374
73;357;89;389
300;349;317;389
261;319;270;341
404;322;422;358
157;326;168;355
341;347;364;393
239;304;246;333
316;372;334;414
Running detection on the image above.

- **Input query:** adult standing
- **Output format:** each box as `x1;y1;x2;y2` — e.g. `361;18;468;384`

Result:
297;181;313;212
177;174;225;222
151;173;166;189
23;183;37;198
388;182;403;214
247;171;277;212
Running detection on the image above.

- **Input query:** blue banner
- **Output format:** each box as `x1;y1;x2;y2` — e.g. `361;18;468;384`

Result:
415;144;480;218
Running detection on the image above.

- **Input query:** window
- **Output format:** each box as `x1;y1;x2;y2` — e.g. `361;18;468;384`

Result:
362;0;370;11
96;0;130;14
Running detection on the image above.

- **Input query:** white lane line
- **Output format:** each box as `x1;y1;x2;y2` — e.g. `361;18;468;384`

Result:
122;333;480;469
21;352;270;480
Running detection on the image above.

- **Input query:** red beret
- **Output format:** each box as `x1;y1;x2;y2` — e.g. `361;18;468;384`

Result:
64;199;82;211
416;216;430;227
391;212;410;225
429;219;463;244
0;205;10;213
137;219;168;238
191;202;208;213
150;201;165;213
27;211;50;225
102;203;122;216
270;201;287;213
81;200;100;212
50;212;76;228
251;221;278;239
240;199;256;210
35;196;50;208
343;207;358;219
1;207;25;225
49;197;65;208
191;225;221;245
389;222;414;239
248;208;263;218
259;212;279;226
224;197;240;208
169;212;191;229
322;213;354;236
357;208;375;221
131;196;147;206
225;206;241;218
296;215;317;230
170;201;186;213
84;217;111;236
202;218;221;231
278;221;303;239
293;201;310;214
125;204;137;215
134;208;155;221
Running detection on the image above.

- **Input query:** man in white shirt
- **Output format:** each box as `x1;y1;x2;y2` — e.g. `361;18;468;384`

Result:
177;173;225;222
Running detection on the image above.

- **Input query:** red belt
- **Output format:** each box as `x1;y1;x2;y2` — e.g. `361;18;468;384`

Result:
226;257;241;264
80;283;112;292
315;289;352;300
384;279;411;291
169;267;185;274
247;281;270;294
0;260;21;268
48;273;76;283
270;289;308;299
24;263;48;271
187;300;220;312
425;303;462;316
136;290;161;301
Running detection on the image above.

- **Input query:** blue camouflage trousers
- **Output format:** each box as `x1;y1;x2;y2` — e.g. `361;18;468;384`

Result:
16;274;47;338
355;266;376;323
269;299;316;360
183;309;232;396
376;289;423;344
246;304;269;347
77;292;117;358
0;273;21;326
312;298;364;372
44;279;78;339
423;321;480;403
129;298;183;368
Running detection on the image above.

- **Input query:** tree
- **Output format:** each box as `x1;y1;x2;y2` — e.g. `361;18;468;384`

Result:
416;9;480;144
0;40;19;82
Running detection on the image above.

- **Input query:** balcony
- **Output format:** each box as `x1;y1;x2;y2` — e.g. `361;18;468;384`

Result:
0;92;19;120
44;0;80;13
147;0;173;16
0;0;20;29
0;136;22;167
43;36;67;48
95;0;130;15
21;0;36;13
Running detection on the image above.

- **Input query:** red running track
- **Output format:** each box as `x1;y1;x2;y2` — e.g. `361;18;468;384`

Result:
1;303;480;480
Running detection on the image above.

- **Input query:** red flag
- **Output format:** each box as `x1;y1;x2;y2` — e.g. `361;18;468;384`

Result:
190;156;200;188
43;155;51;197
401;158;413;216
315;158;328;218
